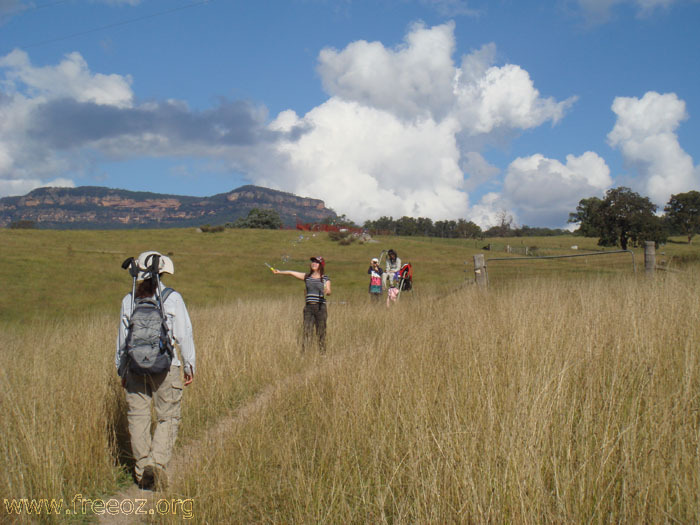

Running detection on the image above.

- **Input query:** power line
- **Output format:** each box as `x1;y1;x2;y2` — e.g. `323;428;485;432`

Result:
13;0;213;51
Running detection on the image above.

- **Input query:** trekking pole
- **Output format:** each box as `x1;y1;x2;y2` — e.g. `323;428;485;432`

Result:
121;257;137;315
149;254;163;306
150;254;175;359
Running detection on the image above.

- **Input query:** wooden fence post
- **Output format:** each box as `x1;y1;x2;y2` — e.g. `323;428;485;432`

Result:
644;241;655;276
474;254;487;288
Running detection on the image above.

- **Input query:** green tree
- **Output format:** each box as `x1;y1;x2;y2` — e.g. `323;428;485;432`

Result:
416;217;434;237
395;216;418;236
483;211;515;237
364;216;396;233
595;187;663;250
434;219;458;238
664;190;700;244
321;214;358;228
455;219;482;239
515;225;570;237
230;208;282;229
629;211;668;248
568;197;603;237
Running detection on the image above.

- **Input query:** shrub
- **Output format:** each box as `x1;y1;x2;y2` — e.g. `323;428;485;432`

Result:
329;230;355;245
8;220;36;229
200;224;226;233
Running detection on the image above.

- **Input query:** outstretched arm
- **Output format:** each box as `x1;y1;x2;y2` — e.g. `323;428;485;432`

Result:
273;269;306;281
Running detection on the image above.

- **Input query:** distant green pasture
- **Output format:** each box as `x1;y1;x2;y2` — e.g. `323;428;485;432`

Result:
1;228;697;322
0;229;474;322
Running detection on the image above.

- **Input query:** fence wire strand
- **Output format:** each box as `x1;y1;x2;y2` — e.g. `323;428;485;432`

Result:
480;249;637;284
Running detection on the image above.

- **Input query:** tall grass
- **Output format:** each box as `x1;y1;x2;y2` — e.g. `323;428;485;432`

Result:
0;298;313;521
161;274;700;523
0;315;122;512
2;228;700;522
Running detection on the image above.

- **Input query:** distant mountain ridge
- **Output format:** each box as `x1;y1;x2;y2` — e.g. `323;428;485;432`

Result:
0;185;336;229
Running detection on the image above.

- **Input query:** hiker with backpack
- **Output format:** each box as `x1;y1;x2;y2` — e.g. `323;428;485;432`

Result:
115;251;195;491
273;256;331;352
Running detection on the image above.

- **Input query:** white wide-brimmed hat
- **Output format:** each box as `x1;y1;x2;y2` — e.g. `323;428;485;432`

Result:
136;251;174;280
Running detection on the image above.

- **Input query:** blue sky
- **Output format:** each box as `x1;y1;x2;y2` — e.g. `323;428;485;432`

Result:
0;0;698;227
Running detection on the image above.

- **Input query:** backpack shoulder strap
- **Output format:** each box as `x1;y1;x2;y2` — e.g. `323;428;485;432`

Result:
161;287;174;303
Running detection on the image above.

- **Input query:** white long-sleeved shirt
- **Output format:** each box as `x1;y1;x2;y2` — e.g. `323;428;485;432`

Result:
115;284;196;376
386;256;402;274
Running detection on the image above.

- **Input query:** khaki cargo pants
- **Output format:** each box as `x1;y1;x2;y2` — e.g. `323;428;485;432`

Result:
125;364;183;482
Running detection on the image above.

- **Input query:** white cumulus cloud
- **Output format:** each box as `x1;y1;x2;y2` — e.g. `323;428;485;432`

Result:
454;51;577;135
503;152;612;226
0;50;133;108
608;91;699;205
0;50;136;196
468;192;515;229
265;99;467;221
0;176;74;198
318;24;575;133
318;22;458;121
261;22;576;223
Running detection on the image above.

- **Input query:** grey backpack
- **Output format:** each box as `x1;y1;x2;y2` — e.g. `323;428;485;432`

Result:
125;288;174;375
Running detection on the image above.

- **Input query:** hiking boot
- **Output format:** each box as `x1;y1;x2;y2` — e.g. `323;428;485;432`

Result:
139;465;155;490
153;465;168;491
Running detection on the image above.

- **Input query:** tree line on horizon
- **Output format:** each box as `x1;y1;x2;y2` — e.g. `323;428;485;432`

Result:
11;189;700;249
568;188;700;249
357;215;569;239
354;188;700;248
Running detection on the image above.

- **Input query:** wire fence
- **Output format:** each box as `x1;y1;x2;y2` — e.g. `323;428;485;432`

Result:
479;249;637;284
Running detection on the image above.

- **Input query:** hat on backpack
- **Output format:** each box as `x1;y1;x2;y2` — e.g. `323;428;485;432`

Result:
136;251;174;280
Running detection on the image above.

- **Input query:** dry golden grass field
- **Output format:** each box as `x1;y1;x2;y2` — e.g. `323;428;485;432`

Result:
2;228;700;523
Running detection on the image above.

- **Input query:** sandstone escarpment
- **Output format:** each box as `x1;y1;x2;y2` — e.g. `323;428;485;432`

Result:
0;185;335;229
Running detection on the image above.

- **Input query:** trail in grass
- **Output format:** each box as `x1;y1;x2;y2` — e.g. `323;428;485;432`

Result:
98;351;348;524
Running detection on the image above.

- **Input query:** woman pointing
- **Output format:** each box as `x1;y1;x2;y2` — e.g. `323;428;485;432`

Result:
274;256;331;353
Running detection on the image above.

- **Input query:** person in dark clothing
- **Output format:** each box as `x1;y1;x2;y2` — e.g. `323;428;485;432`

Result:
273;256;332;352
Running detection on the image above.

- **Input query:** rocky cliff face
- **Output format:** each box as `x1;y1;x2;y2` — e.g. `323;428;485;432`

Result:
0;185;335;229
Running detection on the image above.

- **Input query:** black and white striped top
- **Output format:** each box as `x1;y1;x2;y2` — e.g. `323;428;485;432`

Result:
304;275;330;304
